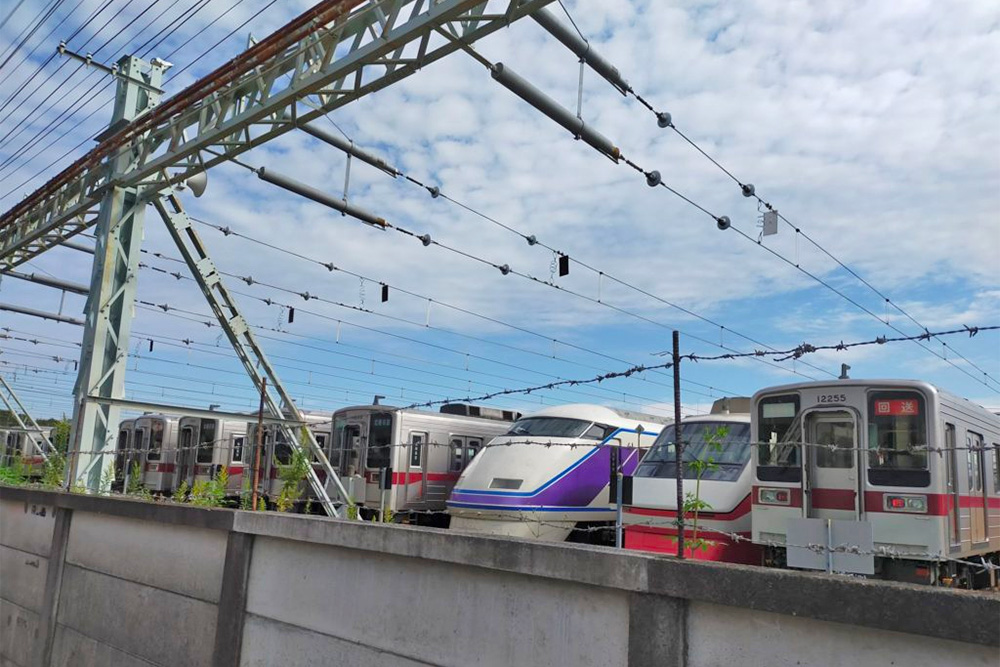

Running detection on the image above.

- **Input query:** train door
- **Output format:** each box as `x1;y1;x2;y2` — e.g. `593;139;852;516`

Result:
403;431;428;507
804;409;859;520
113;426;131;485
227;433;247;496
177;425;197;487
339;424;363;477
127;428;146;490
945;424;962;549
967;431;987;544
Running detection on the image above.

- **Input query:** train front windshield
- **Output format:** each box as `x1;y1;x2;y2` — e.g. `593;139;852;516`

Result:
637;422;751;482
505;417;608;440
365;412;393;469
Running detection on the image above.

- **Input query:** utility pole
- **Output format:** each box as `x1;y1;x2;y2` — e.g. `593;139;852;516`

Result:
67;53;169;490
673;331;685;559
252;378;267;512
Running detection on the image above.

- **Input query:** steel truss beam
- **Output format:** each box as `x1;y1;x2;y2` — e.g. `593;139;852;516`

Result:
67;55;167;490
0;0;554;270
152;192;350;516
0;375;54;461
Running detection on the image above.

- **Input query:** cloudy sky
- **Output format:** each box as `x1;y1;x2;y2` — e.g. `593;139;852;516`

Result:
1;0;998;422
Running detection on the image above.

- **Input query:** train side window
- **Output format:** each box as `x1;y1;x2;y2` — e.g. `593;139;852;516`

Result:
993;444;1000;493
232;436;245;464
409;432;426;468
450;437;464;472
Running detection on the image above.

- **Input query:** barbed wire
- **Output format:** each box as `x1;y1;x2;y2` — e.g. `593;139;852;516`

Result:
399;325;999;410
19;433;999;461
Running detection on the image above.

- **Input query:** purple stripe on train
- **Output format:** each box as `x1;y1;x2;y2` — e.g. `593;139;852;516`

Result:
448;445;641;509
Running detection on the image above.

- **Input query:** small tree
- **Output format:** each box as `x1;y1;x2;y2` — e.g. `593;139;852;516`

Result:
126;462;152;501
675;426;730;552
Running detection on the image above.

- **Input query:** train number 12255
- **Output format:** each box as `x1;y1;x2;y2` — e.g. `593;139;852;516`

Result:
817;394;847;404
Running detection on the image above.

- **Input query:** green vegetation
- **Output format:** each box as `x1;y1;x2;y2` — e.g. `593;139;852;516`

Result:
188;467;228;508
275;449;309;512
42;451;65;487
0;456;27;486
675;425;730;553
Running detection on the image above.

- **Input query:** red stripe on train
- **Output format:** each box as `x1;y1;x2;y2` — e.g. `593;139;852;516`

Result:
624;495;752;521
391;472;460;485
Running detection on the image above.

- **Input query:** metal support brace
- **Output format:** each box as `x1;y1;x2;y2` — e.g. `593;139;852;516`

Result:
151;191;351;517
0;375;53;461
68;55;167;490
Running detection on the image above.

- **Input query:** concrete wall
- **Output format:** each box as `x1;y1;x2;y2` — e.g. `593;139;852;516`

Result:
1;487;997;667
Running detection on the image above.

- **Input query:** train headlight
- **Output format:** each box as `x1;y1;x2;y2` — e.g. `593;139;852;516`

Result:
758;487;791;506
885;494;927;514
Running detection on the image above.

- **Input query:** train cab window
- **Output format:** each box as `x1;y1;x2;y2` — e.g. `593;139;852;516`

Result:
197;420;216;464
450;438;464;472
116;429;129;452
366;412;393;470
274;430;292;465
637;422;751;481
506;417;592;439
466;438;482;464
312;434;327;463
409;432;425;467
756;395;802;482
582;423;611;440
867;391;929;487
147;422;164;461
232;436;246;464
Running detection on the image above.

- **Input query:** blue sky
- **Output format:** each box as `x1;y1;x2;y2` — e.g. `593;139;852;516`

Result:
1;0;998;423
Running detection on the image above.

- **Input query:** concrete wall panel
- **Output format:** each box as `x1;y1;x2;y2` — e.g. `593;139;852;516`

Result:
57;564;217;667
0;545;48;613
65;511;226;603
0;600;39;667
49;624;159;667
247;536;630;667
0;499;54;557
687;600;999;667
240;613;435;667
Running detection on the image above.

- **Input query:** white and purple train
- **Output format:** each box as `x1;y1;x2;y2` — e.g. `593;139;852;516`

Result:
447;404;668;542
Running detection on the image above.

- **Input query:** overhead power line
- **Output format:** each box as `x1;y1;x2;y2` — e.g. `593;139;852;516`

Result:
539;2;1000;391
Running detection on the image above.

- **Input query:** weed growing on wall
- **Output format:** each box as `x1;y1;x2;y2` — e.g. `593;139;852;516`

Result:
275;449;309;512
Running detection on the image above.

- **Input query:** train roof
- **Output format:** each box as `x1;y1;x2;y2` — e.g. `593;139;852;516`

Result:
519;403;672;427
751;379;998;421
333;403;517;422
681;413;751;425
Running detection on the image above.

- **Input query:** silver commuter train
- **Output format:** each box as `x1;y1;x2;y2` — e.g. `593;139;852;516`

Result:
751;378;1000;588
331;403;518;522
448;404;669;542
